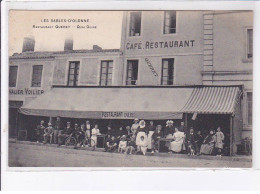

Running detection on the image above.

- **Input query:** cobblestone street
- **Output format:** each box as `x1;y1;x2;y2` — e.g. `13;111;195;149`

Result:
9;142;251;168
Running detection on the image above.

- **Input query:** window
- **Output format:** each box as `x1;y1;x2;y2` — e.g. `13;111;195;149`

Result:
247;29;253;59
31;65;43;87
126;60;138;85
67;61;80;86
164;11;176;34
100;61;113;86
9;66;18;87
247;92;252;126
161;58;174;85
129;12;141;36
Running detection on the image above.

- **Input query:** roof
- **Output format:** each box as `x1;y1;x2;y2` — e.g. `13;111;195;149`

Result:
181;86;241;114
9;49;121;59
20;86;242;119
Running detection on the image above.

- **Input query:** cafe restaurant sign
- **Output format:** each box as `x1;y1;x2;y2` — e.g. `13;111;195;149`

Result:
126;40;195;50
9;88;44;95
101;112;135;119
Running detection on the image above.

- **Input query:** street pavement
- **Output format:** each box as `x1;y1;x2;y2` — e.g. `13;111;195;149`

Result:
9;142;251;168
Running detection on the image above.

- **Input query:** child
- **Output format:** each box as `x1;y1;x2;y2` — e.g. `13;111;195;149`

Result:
105;136;117;152
118;135;127;153
125;136;136;155
137;136;148;155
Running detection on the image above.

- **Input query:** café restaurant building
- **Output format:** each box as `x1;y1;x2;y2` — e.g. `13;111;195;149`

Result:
11;10;252;155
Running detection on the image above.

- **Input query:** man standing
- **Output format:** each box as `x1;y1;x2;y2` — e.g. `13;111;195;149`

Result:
35;120;45;143
179;121;185;132
43;122;54;144
54;116;63;144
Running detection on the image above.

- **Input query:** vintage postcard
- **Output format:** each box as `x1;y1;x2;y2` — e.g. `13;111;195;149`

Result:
6;9;253;169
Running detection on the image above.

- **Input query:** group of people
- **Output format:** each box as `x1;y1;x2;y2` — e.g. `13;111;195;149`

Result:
34;117;100;148
34;117;226;157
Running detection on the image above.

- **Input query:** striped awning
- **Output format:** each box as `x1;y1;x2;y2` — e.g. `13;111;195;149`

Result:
180;86;241;114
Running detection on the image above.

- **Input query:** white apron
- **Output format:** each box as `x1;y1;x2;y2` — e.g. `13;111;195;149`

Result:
147;131;154;149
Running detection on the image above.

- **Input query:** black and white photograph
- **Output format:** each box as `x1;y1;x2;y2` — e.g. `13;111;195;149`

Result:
6;9;254;168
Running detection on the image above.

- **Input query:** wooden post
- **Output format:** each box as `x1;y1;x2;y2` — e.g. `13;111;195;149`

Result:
184;113;188;133
230;115;233;156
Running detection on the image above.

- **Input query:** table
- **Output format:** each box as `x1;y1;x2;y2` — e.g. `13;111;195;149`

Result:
158;138;173;153
97;134;106;148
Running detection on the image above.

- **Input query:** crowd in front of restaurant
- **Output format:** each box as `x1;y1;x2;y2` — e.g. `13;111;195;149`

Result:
33;117;226;157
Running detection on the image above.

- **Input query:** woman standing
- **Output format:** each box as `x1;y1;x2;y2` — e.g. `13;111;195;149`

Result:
147;120;156;150
215;127;225;156
131;118;139;137
135;120;148;149
91;124;101;149
200;129;216;155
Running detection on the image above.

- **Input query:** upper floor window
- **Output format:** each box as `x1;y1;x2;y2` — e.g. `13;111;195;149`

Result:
67;61;80;86
161;58;174;85
9;66;18;87
100;61;113;86
247;29;253;59
129;12;141;37
31;65;43;87
247;92;252;126
163;11;176;34
126;60;138;85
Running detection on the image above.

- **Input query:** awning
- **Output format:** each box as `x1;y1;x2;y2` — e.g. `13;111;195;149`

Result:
181;86;241;114
20;87;194;120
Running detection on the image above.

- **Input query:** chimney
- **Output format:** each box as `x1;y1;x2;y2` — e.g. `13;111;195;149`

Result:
22;36;35;52
64;38;73;51
93;45;102;51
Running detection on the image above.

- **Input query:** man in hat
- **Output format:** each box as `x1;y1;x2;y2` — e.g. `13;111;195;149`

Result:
35;120;45;143
54;116;64;144
58;121;73;146
179;121;185;133
43;122;54;144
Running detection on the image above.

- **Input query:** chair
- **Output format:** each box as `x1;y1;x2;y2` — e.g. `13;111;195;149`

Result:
18;130;27;141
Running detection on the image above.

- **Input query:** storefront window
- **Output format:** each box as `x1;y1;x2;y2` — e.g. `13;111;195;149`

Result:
164;11;176;34
129;12;141;36
100;61;113;86
247;92;252;126
126;60;138;85
67;61;80;86
161;58;174;85
31;65;43;87
9;66;18;87
247;29;253;59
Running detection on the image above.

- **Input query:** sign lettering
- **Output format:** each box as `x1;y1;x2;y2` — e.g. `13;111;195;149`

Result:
145;58;158;77
101;112;135;119
9;88;44;95
126;40;195;50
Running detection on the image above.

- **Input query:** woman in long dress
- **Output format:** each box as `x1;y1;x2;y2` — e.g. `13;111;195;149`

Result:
131;118;139;137
215;126;225;156
135;120;148;148
147;121;156;149
169;127;185;153
91;124;101;148
200;129;216;155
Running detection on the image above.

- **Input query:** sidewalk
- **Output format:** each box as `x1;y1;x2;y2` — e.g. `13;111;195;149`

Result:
9;139;252;163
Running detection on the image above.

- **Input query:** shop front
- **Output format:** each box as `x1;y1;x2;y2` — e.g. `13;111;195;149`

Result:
19;85;242;155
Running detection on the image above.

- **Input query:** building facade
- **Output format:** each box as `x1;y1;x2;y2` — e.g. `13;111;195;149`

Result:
119;10;253;139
